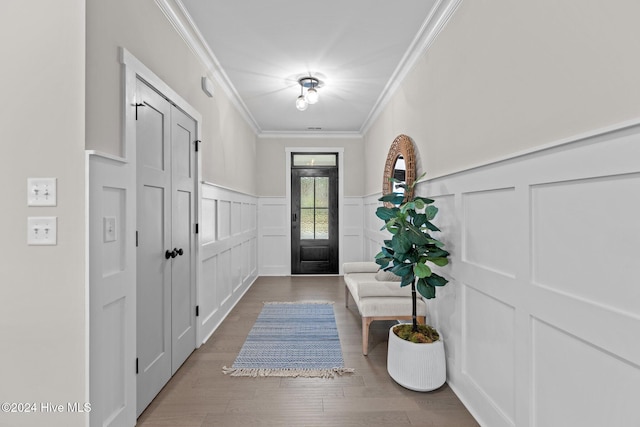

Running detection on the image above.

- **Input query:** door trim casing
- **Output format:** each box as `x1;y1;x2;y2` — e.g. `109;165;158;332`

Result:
285;147;344;275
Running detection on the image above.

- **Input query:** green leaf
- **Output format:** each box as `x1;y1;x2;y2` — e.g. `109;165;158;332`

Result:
425;205;438;221
414;263;432;278
379;247;394;258
391;263;413;277
385;221;400;234
391;231;412;254
413;213;427;228
411;172;428;189
414;198;425;210
423;220;441;232
428;257;449;267
376;206;399;221
375;257;391;269
400;201;414;214
378;193;405;205
405;223;430;245
414;196;435;205
400;273;415;287
426;238;445;247
425;273;448;287
417;278;436;299
427;248;450;258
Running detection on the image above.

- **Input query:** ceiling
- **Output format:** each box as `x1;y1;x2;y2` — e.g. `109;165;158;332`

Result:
177;0;444;135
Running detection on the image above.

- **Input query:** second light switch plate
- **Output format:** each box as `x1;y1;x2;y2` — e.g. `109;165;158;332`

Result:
27;216;57;245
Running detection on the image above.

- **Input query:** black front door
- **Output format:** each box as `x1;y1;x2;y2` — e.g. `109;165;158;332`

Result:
291;162;338;274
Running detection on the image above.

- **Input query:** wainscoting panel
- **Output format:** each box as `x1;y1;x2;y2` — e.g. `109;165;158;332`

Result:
363;195;385;261
362;123;640;426
531;173;640;314
462;187;517;278
87;152;136;427
463;286;516;425
343;197;364;264
532;318;640;427
199;183;258;342
258;197;289;275
201;198;216;244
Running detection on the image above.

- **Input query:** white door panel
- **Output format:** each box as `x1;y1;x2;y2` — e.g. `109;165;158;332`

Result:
170;106;196;375
136;79;197;416
136;81;172;416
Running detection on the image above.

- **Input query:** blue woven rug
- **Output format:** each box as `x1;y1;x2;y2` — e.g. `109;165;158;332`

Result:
223;302;354;378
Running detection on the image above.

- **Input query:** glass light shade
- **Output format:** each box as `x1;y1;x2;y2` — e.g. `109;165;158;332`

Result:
296;95;308;111
306;87;319;104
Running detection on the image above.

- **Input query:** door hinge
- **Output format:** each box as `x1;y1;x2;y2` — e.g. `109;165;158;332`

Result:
136;231;139;247
136;358;139;374
195;305;199;317
134;103;145;120
194;223;199;234
194;140;201;152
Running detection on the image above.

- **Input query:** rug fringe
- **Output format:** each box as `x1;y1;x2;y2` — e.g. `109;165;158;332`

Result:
222;366;354;378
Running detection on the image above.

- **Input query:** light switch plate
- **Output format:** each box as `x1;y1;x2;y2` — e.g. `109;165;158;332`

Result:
103;216;117;242
27;178;57;206
27;216;57;245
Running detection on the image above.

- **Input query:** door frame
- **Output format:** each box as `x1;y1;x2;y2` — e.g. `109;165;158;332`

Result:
285;147;344;275
120;47;202;420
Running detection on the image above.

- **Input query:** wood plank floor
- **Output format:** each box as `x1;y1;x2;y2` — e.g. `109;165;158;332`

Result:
137;276;479;427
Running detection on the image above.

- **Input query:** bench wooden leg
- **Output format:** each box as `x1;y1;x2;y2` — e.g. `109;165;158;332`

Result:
362;317;373;356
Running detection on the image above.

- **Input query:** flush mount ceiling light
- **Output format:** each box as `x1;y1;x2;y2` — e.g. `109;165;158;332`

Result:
295;77;322;111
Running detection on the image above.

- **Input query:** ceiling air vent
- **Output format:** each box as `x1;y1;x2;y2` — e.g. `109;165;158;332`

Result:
307;127;322;130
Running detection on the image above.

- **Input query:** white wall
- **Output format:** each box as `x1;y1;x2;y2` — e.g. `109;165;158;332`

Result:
256;135;364;197
86;0;257;194
362;1;640;425
364;0;640;194
199;184;258;341
0;1;87;426
364;124;640;427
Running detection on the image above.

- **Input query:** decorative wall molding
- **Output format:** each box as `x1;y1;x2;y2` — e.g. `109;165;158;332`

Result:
342;197;365;265
363;193;384;261
199;183;258;342
426;117;640;182
360;122;640;427
87;152;136;427
258;197;289;276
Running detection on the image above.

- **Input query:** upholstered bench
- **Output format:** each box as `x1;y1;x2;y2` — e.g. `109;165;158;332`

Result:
343;262;426;355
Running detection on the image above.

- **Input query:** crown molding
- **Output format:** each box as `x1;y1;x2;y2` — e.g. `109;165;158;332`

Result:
154;0;261;134
155;0;462;138
359;0;464;135
258;131;363;140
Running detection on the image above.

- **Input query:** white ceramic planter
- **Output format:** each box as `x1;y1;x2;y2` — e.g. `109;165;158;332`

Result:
387;323;446;392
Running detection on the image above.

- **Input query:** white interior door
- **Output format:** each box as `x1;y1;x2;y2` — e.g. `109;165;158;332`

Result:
169;106;196;374
136;80;172;416
136;79;196;416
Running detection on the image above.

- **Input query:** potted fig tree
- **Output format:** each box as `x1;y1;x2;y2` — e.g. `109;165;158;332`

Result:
375;173;450;391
